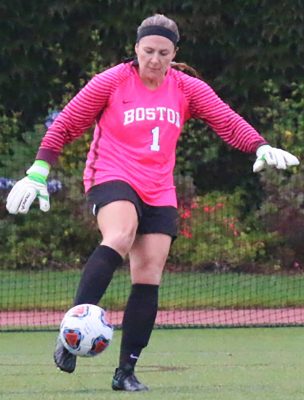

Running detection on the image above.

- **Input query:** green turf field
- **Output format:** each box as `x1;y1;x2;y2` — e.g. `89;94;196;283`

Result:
0;328;303;400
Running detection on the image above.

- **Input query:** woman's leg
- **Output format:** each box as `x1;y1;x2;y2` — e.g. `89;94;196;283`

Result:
74;200;138;304
55;200;138;373
112;234;171;391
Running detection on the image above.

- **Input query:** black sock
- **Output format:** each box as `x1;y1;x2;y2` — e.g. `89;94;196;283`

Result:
119;284;159;369
74;245;123;305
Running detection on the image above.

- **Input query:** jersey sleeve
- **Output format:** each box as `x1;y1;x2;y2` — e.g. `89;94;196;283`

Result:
36;63;128;165
180;73;267;153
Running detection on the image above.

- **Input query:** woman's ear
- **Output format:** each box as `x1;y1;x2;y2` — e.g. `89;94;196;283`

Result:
134;43;139;55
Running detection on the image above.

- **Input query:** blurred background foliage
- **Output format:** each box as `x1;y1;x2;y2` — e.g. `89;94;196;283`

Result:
1;0;304;126
0;0;304;270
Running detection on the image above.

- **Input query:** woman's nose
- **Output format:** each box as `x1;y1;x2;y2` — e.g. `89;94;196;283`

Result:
150;53;160;63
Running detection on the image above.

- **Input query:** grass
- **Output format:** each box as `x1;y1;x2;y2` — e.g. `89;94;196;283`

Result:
1;269;304;310
0;328;304;400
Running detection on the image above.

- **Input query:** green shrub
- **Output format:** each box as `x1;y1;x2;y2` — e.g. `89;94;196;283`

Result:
169;188;275;270
0;110;23;171
0;121;98;270
0;179;98;270
251;80;304;270
254;168;304;270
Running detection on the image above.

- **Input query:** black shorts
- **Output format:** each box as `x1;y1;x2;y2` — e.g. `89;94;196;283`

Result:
86;180;178;239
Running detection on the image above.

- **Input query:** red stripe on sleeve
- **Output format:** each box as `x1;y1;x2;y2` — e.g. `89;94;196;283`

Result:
36;63;130;164
180;73;267;153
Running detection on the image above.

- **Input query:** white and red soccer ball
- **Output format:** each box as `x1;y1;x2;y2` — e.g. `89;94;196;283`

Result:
60;304;113;357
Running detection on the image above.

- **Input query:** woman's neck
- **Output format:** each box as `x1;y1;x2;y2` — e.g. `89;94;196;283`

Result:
137;69;168;90
141;77;163;90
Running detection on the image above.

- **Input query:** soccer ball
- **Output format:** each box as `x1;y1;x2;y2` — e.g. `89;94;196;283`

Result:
59;304;113;357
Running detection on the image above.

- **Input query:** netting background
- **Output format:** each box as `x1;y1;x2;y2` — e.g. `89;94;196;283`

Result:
1;269;304;330
1;172;304;331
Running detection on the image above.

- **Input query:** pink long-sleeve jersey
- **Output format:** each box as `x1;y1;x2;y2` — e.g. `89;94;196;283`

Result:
37;62;266;207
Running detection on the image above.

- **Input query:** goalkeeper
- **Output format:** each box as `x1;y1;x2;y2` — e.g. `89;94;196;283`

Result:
6;13;299;392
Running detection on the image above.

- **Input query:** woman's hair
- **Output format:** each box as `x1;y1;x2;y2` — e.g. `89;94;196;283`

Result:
137;14;180;43
170;62;201;78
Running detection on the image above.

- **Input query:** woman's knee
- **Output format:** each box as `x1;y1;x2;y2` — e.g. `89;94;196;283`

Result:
101;227;137;257
130;260;166;285
129;234;171;284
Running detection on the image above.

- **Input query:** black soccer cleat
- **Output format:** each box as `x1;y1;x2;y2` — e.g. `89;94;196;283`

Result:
112;365;149;392
53;335;77;373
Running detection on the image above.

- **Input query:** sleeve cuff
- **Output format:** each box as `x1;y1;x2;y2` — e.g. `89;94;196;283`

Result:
253;141;269;153
36;148;60;166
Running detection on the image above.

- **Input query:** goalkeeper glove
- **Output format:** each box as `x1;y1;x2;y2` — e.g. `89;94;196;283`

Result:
253;145;300;173
6;160;50;214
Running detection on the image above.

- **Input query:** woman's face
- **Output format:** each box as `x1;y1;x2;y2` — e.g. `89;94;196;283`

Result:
135;35;176;86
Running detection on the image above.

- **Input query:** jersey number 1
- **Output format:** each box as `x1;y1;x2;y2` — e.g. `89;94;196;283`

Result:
150;127;160;151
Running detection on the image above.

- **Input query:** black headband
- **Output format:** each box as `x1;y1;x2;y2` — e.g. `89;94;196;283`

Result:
136;25;179;46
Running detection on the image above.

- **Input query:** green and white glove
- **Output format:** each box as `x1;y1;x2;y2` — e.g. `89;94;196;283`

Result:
253;145;300;173
6;160;50;214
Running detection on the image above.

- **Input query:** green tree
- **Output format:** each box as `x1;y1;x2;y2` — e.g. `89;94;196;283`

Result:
1;0;304;127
